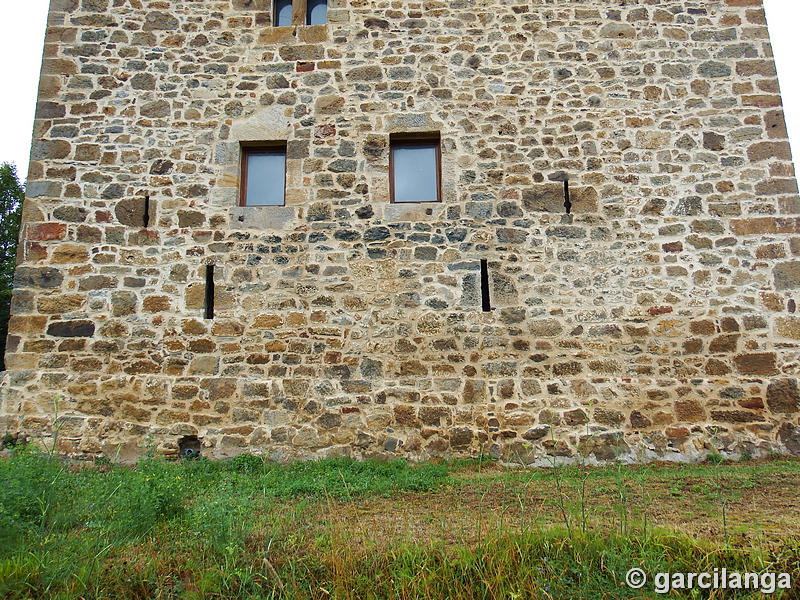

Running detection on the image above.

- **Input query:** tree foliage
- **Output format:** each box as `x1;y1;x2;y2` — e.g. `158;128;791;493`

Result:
0;163;24;370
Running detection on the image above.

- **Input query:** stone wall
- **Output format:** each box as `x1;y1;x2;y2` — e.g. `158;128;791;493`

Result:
2;0;800;463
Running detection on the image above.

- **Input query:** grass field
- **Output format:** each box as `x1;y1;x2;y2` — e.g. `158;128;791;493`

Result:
1;447;798;599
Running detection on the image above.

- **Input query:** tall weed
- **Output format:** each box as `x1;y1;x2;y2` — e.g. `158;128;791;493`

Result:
0;448;79;555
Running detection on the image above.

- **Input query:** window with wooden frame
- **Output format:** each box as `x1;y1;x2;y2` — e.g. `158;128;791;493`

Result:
240;143;287;207
389;133;441;204
273;0;327;26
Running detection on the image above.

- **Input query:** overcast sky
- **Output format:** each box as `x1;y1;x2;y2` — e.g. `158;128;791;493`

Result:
1;1;798;184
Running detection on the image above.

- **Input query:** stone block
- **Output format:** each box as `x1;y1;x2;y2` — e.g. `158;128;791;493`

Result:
766;379;799;414
521;183;563;212
733;353;778;376
140;100;170;118
773;261;800;290
570;186;598;212
143;11;179;31
599;22;636;38
280;45;325;61
47;320;95;337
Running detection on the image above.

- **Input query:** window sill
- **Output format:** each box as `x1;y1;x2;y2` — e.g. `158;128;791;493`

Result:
383;202;445;222
259;24;329;44
231;205;297;230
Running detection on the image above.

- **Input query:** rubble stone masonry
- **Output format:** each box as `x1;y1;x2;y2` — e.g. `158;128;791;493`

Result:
3;0;800;463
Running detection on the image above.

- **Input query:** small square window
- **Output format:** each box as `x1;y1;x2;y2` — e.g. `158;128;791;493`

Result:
274;0;292;26
241;144;286;206
306;0;327;25
390;134;441;203
273;0;326;26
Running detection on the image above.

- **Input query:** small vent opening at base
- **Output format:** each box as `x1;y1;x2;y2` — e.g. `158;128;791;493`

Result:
178;435;202;459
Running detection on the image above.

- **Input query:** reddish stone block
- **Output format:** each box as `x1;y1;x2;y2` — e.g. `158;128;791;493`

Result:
665;426;690;439
742;95;781;107
26;223;66;241
730;217;800;235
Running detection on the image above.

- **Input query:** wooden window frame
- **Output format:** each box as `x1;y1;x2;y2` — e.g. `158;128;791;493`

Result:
273;0;327;26
389;133;442;204
239;142;287;207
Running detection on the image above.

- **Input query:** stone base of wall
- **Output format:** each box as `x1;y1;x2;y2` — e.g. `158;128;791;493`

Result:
3;373;799;464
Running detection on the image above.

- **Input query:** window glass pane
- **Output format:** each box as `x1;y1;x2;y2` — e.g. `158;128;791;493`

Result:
307;0;327;25
275;0;292;26
245;151;285;206
392;144;438;203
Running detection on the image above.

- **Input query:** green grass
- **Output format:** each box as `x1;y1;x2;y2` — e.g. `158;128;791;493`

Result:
0;448;449;547
0;449;798;599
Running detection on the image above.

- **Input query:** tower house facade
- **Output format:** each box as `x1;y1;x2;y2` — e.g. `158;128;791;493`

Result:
3;0;800;462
